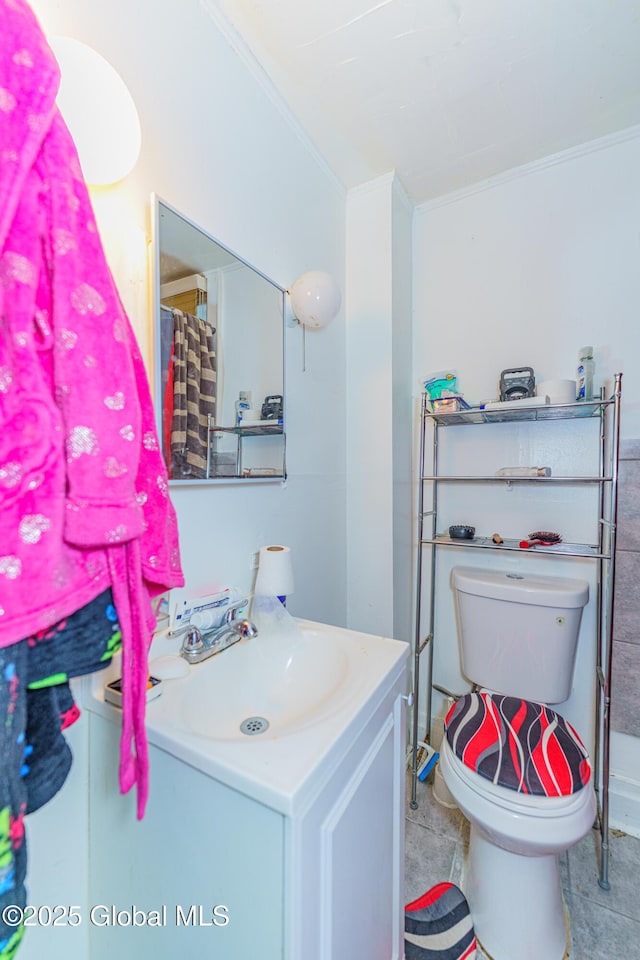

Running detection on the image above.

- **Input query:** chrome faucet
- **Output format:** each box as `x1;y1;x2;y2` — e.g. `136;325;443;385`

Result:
169;600;258;665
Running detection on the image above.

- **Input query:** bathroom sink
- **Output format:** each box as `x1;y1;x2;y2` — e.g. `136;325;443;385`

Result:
180;624;353;740
90;611;408;814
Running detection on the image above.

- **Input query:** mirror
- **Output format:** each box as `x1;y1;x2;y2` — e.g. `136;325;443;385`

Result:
151;195;286;483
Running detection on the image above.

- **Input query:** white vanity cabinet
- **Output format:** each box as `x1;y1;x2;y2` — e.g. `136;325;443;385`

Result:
286;677;407;960
85;623;409;960
87;716;286;959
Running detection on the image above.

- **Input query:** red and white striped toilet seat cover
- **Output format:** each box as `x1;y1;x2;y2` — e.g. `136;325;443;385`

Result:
445;692;591;797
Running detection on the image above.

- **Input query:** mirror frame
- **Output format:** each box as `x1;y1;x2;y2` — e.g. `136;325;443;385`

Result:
150;193;287;485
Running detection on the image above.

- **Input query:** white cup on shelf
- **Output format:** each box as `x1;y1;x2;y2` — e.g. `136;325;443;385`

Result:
240;408;261;423
536;379;576;404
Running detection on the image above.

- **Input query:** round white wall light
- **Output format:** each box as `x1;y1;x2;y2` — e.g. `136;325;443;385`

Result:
49;36;142;186
289;270;341;329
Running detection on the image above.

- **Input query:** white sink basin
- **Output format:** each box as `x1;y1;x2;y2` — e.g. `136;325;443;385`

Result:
89;613;409;814
180;624;353;740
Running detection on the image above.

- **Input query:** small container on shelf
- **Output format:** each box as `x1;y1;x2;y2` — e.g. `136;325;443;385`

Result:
448;525;475;540
431;395;471;414
576;347;595;401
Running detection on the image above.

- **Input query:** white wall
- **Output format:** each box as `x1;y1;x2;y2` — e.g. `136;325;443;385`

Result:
29;0;347;624
346;178;395;636
391;183;414;649
218;263;283;431
345;174;413;644
23;2;347;954
413;129;640;434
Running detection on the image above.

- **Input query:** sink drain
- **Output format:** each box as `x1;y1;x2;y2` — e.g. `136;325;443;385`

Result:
239;716;270;736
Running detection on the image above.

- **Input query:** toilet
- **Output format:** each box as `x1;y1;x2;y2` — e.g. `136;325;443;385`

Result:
439;566;596;960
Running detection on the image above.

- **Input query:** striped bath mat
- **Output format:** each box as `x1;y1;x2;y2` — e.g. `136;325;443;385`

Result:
405;882;476;959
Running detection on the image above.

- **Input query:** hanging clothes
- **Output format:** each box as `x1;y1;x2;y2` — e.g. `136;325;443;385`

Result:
0;643;29;959
0;0;184;816
0;5;187;955
0;589;120;959
170;309;216;478
1;1;186;950
163;343;176;478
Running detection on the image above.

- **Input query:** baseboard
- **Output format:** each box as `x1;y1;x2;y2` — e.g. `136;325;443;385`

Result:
608;774;640;840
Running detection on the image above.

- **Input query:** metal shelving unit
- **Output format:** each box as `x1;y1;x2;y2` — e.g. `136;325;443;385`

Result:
409;374;623;890
206;421;285;479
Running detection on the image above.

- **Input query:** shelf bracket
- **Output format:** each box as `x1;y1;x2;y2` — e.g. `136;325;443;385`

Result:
418;634;432;655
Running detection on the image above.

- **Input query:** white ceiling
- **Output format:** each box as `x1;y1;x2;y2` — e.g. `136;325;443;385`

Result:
211;0;640;204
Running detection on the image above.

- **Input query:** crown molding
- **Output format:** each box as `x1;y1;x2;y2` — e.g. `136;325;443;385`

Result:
346;171;414;216
199;0;345;198
346;170;396;200
416;124;640;216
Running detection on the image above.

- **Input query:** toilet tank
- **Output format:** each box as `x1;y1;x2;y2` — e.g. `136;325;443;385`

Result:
451;567;589;703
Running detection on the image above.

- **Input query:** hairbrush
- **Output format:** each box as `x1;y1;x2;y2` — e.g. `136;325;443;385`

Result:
519;531;562;548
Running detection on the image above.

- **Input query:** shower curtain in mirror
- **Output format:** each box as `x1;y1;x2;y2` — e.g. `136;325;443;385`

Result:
162;307;216;478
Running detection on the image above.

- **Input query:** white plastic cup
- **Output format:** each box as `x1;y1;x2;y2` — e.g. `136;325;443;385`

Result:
536;379;576;404
240;408;261;422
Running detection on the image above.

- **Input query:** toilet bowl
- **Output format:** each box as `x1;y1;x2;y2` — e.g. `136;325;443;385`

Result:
441;691;596;960
441;567;594;958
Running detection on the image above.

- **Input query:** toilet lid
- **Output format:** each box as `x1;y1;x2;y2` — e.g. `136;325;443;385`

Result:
445;692;590;797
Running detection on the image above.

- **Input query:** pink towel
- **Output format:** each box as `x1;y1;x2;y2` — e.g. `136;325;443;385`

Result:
0;0;184;817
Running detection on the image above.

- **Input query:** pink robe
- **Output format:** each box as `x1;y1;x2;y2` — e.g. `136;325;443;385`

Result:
0;0;184;817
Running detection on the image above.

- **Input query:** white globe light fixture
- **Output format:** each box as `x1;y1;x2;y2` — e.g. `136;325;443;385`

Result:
49;36;142;186
289;270;341;329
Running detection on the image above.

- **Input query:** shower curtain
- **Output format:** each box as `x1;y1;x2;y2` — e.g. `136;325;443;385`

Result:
162;308;216;478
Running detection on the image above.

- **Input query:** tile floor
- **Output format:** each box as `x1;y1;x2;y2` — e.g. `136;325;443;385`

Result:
405;775;640;959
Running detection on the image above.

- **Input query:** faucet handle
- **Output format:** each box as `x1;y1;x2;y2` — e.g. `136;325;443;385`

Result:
168;623;203;653
233;619;258;640
182;626;204;653
224;598;249;624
